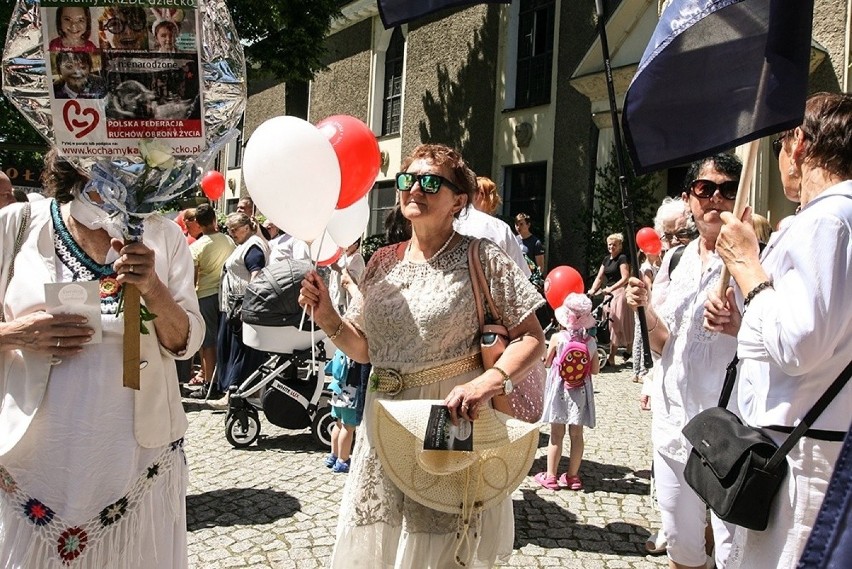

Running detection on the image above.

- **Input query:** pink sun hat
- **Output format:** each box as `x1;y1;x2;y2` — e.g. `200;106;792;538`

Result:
554;293;596;330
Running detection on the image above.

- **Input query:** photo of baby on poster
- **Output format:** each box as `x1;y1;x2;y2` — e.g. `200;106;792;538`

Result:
42;1;204;157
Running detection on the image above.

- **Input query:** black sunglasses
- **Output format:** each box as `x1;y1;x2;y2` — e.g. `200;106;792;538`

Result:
395;172;461;194
104;17;146;35
689;179;738;200
771;131;790;159
662;228;695;242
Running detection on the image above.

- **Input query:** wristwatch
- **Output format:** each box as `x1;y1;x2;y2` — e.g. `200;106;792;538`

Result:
493;366;513;395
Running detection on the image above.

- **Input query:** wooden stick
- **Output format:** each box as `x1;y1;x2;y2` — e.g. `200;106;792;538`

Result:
123;283;141;390
716;138;760;298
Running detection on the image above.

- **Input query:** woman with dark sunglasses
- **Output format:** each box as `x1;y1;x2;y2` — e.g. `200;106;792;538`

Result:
625;153;742;569
706;93;852;569
299;143;545;568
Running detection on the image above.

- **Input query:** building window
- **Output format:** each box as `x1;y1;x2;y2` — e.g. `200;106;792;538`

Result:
369;180;397;235
515;0;555;108
382;28;405;136
504;162;548;235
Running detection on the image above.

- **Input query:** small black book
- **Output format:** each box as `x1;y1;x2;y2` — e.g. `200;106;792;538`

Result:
423;405;473;451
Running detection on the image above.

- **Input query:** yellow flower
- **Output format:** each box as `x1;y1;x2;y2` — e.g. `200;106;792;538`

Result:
139;139;175;170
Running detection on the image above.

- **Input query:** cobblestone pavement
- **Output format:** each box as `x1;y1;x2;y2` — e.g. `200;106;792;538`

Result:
184;360;667;568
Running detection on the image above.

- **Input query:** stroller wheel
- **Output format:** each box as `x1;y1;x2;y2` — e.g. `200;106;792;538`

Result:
597;347;608;369
311;405;335;450
225;413;261;448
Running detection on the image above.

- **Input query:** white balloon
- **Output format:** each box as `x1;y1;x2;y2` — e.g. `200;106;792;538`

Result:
310;230;340;262
243;116;341;242
327;196;370;248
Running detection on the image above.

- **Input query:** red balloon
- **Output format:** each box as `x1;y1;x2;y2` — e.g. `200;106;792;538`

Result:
201;170;226;201
316;115;381;209
544;266;585;309
316;247;343;267
636;227;662;255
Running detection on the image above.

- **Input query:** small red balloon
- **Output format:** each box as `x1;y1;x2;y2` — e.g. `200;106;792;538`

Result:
316;115;381;209
636;227;662;255
544;266;585;309
201;170;226;201
316;247;343;267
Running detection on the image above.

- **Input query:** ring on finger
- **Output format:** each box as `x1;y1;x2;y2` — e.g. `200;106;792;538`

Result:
129;265;134;274
56;338;61;348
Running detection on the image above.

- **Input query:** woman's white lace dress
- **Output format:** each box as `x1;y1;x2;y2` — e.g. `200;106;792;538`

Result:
329;236;543;569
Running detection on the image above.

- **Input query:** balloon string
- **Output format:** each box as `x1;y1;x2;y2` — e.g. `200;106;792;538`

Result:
298;232;326;330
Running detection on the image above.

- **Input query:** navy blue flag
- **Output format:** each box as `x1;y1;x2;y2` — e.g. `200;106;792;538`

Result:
622;0;814;175
378;0;511;28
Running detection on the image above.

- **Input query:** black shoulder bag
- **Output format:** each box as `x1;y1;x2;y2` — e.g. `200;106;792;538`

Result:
683;356;852;531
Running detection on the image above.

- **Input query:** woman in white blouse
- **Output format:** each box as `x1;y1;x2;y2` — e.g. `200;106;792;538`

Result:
705;92;852;569
626;153;743;569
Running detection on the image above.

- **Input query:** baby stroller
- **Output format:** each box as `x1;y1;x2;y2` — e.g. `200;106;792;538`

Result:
223;259;336;450
589;293;613;368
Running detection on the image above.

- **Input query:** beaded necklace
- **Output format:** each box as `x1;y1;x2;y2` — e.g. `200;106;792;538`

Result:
51;200;122;314
405;230;455;262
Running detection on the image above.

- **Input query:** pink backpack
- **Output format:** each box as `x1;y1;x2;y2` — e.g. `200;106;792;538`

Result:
554;335;592;389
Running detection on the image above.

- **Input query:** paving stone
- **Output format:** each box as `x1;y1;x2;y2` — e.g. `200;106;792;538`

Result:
185;364;667;568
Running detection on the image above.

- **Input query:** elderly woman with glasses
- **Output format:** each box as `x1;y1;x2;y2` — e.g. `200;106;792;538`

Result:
299;143;545;568
705;92;852;569
626;153;743;569
209;213;269;404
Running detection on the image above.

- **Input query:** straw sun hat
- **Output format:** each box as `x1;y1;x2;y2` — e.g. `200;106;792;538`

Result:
370;399;539;515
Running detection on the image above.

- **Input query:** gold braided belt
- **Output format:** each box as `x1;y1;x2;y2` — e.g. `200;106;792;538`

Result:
370;352;483;396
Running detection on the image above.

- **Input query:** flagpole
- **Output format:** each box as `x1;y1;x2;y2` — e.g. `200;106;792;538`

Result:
594;0;653;367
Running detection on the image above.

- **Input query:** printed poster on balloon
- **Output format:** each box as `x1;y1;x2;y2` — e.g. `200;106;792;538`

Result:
42;0;204;157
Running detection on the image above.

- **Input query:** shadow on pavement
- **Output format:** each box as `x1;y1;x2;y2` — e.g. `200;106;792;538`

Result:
513;488;651;555
187;488;301;530
247;432;327;454
528;456;650;496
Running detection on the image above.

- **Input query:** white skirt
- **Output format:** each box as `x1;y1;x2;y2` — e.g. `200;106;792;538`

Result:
329;369;516;569
0;316;187;569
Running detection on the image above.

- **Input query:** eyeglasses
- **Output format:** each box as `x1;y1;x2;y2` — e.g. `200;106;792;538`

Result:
395;172;461;194
104;17;146;35
689;179;738;200
771;131;790;159
662;228;694;242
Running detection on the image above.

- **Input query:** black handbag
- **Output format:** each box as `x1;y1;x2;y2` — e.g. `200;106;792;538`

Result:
683;356;852;531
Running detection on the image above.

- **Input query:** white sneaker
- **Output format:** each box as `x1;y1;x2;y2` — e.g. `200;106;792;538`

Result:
207;394;229;410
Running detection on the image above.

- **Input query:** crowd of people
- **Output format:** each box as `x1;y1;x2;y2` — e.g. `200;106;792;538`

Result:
0;92;849;569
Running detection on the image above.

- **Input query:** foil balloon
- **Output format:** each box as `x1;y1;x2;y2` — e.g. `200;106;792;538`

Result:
1;0;246;238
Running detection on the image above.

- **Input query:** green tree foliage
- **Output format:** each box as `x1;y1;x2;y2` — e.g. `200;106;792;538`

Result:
229;0;341;82
583;143;660;277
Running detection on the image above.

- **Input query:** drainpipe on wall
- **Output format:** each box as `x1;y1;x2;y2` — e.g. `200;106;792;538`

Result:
845;0;851;91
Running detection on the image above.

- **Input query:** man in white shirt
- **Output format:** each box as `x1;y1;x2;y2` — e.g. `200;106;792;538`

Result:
454;176;530;277
269;232;311;263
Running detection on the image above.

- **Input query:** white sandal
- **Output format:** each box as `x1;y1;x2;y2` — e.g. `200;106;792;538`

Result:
645;531;667;554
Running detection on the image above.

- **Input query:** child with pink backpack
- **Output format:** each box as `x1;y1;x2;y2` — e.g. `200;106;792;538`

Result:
533;293;600;491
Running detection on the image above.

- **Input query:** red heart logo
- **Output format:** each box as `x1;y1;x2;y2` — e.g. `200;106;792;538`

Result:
62;100;99;139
